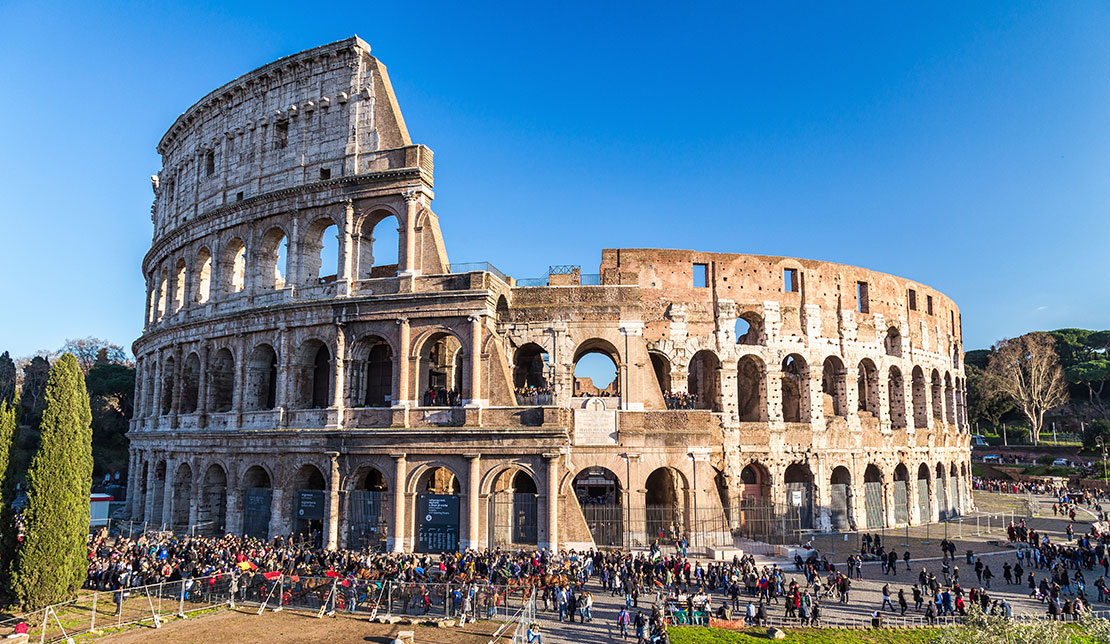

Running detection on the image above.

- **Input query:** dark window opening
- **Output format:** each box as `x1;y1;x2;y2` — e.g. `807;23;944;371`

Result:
693;263;708;288
236;191;244;202
857;282;869;314
319;167;331;181
908;289;917;311
784;268;799;293
275;121;289;149
204;150;215;177
927;295;934;315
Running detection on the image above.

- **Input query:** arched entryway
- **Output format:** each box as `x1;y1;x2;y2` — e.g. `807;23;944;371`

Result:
513;343;551;404
737;462;772;540
645;467;686;543
349;467;389;550
783;463;813;531
829;466;852;531
863;465;884;529
172;462;192;529
572;340;619;398
737;355;766;421
488;468;539;548
292;464;327;547
781;355;808;422
574;467;622;547
414;466;461;553
893;464;910;524
242;465;272;539
419;333;465;405
687;351;721;411
197;463;227;535
822;357;847;417
916;464;932;524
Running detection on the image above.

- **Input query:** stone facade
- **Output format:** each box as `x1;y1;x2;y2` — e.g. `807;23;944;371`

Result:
128;37;972;553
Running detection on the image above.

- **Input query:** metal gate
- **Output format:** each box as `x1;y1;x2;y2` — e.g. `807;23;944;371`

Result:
646;505;683;543
784;482;813;530
958;475;967;515
917;479;931;523
936;477;948;521
893;480;910;524
580;504;624;548
830;484;849;530
348;490;389;551
948;476;959;517
863;481;884;529
489;492;538;547
243;487;272;539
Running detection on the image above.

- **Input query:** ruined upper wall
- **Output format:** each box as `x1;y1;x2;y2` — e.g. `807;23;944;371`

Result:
151;37;413;238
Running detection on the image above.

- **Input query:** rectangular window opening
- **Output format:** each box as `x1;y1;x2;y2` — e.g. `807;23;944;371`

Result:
319;167;331;181
275;121;289;149
784;268;799;292
908;289;917;311
927;295;934;315
236;191;244;202
856;281;869;314
204;150;215;177
693;263;708;288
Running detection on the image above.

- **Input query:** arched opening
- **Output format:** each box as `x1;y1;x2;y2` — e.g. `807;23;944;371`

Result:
513;343;551;404
223;237;246;295
292;340;331;409
291;464;327;548
893;464;911;524
935;463;948;521
911;367;928;428
173;258;187;313
242;465;272;539
198;464;227;535
931;370;943;421
150;461;167;526
737;355;766;421
884;327;902;357
650;353;675;406
645;467;686;543
303;219;339;285
574;467;622;548
489;469;539;547
257;227;289;290
822;356;847;416
349;467;389;550
888;367;906;429
156;267;168;320
181;353;200;413
172;463;192;529
495;296;510;335
863;464;885;529
195;248;212;304
208;348;235;413
829;466;852;530
783;463;814;530
735;312;764;345
245;344;278;411
856;359;879;415
419;332;465;406
573;340;619;398
364;343;393;407
781;355;808;422
736;462;772;539
688;350;721;411
916;464;932;524
414;466;461;553
944;372;956;425
160;356;175;416
356;212;400;279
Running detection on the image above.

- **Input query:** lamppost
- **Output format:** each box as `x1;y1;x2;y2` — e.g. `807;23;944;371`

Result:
1097;437;1108;482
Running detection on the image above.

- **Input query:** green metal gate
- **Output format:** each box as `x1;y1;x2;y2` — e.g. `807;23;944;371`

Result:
863;481;885;529
830;484;849;530
893;480;910;524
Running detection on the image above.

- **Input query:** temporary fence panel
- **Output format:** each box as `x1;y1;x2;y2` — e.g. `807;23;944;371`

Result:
917;478;931;522
893;480;910;524
348;489;389;551
243;487;272;539
863;481;885;529
829;484;849;530
580;503;625;548
937;477;949;521
783;482;813;531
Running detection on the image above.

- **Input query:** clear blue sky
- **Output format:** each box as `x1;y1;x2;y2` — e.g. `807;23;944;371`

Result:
1;1;1107;359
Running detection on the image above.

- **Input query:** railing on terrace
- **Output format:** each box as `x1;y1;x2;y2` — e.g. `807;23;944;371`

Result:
448;262;511;283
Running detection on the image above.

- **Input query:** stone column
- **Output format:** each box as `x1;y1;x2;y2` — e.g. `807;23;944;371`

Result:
333;325;347;428
161;459;174;529
617;322;644;411
234;334;247;427
394;318;410;407
170;345;183;426
466;454;481;549
391;454;407;552
197;343;210;427
151;350;163;419
326;452;340;550
144;454;158;525
544;453;560;551
125;450;137;519
287;219;300;293
339;200;355;294
807;371;824;425
466;315;484;407
277;327;291;412
268;487;285;539
400;190;420;276
225;484;242;535
906;474;920;525
188;461;201;531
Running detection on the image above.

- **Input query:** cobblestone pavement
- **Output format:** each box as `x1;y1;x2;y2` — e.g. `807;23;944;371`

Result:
529;491;1103;644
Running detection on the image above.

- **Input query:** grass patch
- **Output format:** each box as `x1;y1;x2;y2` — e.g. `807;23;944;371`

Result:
1022;465;1077;477
669;625;946;644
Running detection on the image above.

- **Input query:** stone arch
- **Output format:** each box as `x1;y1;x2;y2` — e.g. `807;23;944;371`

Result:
489;467;539;547
783;463;814;530
302;217;340;284
856;358;879;414
737;354;767;421
198;463;227;535
292;339;332;409
513;343;550;390
222;237;246;296
256;226;289;290
208;348;235;413
241;464;273;539
911;366;928;427
156;266;168;321
195;247;212;304
574;466;623;547
410;464;463;553
417;330;466;404
735;311;764;345
944;372;956;425
290;463;328;547
822;356;848;416
645;467;688;542
862;463;885;529
572;338;621;397
829;465;852;530
355;209;401;279
348;465;390;550
884;326;902;357
171;462;192;528
350;334;393;407
649;352;672;403
781;354;809;422
738;462;771;507
173;258;187;313
930;369;943;420
888;366;906;429
688;349;721;411
160;355;175;415
181;352;200;413
244;344;278;411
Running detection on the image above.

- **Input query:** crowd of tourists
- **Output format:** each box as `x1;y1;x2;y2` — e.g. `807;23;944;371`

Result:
515;386;554;405
662;392;698;410
422;387;462;407
972;477;1072;496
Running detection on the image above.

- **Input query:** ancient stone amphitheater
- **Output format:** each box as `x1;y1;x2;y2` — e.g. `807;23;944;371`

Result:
127;37;971;553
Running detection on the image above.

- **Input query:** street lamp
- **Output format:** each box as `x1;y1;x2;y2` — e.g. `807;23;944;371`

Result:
1098;437;1108;482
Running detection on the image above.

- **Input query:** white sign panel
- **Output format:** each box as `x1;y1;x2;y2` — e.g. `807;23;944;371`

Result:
574;404;618;446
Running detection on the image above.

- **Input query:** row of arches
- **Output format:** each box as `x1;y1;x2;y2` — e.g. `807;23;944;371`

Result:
147;210;400;324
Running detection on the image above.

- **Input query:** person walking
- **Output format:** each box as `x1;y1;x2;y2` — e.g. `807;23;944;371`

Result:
616;607;630;639
880;583;894;612
898;588;907;616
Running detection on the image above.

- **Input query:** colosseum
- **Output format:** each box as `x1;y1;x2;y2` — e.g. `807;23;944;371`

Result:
126;37;972;554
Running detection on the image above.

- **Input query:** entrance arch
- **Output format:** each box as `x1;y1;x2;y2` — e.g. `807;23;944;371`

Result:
888;367;906;429
822;356;847;416
688;350;721;411
737;355;766;421
150;460;167;526
783;463;813;530
737;462;772;540
574;467;623;547
916;464;932;524
513;344;551;404
488;468;539;547
893;464;910;524
645;467;686;543
171;463;192;529
414;466;461;553
349;467;389;550
198;464;227;535
242;465;272;539
291;464;327;547
829;466;852;530
863;464;884;529
781;355;808;422
650;352;672;404
419;332;465;405
857;359;879;414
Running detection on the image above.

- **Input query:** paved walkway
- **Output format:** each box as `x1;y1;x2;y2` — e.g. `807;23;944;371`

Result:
529;491;1103;643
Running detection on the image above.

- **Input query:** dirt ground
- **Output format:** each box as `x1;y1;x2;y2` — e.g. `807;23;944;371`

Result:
103;608;504;644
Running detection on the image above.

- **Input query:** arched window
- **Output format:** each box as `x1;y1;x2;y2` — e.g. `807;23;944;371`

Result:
856;359;879;414
884;327;902;357
514;343;551;404
911;366;928;427
195;248;212;304
888;367;906;429
781;355;808;423
209;348;235;412
223;238;246;295
157;267;168;321
688;350;721;411
572;340;620;398
419;333;465;405
737;355;766;421
931;369;943;420
356;212;400;279
303;219;339;284
257;227;289;290
944;372;955;425
160;356;175;415
312;345;331;408
181;352;200;413
173;259;187;312
822;356;847;416
734;312;764;345
364;344;392;407
650;353;673;405
245;344;278;411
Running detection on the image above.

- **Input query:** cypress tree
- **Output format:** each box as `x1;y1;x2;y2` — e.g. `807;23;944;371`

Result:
11;354;93;610
0;396;17;604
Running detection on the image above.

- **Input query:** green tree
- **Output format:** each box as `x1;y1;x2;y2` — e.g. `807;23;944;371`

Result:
965;363;1014;432
0;396;18;602
19;355;51;428
0;352;15;405
1083;419;1110;451
10;354;93;610
1051;328;1110;419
